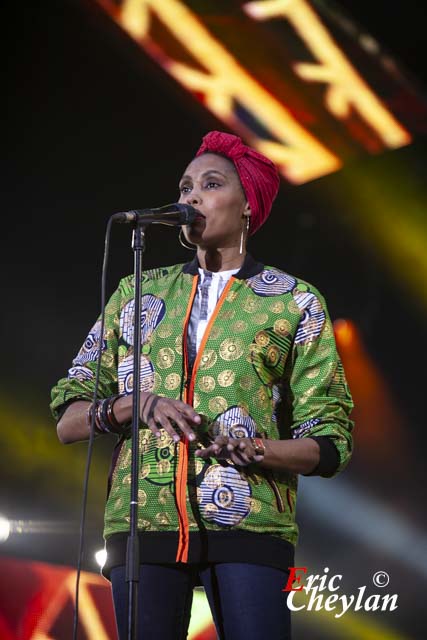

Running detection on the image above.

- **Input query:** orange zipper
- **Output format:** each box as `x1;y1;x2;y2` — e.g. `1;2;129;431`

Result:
175;275;236;562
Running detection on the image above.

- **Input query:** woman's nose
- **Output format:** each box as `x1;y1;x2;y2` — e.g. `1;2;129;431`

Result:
186;189;201;205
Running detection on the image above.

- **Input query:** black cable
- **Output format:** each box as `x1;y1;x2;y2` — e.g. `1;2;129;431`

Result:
73;216;114;640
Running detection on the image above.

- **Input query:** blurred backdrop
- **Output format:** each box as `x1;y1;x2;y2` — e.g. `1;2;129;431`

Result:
3;1;427;638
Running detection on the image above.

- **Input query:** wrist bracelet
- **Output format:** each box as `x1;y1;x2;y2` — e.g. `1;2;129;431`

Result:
86;401;106;435
100;394;128;435
99;398;111;433
106;394;125;433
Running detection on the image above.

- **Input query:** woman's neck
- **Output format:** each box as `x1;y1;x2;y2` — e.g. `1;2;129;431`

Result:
196;247;246;272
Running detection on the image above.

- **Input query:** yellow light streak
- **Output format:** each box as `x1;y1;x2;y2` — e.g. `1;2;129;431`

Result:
244;0;411;148
98;0;341;184
328;161;427;312
0;395;109;511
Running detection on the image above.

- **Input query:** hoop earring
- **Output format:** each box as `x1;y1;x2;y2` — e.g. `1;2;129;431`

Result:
179;228;197;251
239;216;250;255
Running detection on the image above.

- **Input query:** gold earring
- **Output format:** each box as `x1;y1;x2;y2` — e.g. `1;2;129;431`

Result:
239;216;250;255
179;228;196;251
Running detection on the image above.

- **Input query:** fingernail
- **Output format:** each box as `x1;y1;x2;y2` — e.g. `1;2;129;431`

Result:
155;432;161;438
173;435;180;442
189;434;195;441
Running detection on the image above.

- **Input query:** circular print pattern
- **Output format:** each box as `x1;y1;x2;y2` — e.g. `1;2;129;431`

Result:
72;320;106;367
209;405;257;439
120;295;166;347
247;269;296;297
217;370;235;387
142;432;176;486
199;375;216;392
68;366;94;382
293;291;325;345
219;337;245;361
118;354;155;393
198;464;251;526
156;347;175;369
164;373;181;390
199;349;218;370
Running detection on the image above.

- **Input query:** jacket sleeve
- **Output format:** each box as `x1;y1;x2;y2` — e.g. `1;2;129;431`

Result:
50;285;122;422
286;284;354;477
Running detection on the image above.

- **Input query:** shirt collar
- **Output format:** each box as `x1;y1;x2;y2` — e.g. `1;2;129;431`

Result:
182;253;264;279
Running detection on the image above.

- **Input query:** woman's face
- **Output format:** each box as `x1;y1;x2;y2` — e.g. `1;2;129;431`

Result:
178;153;250;249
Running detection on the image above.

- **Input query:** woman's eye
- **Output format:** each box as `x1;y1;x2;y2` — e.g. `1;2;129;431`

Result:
206;182;220;189
180;185;191;193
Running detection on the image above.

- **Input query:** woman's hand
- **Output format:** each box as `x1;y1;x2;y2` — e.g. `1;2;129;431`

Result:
195;435;264;466
195;435;323;474
140;392;201;443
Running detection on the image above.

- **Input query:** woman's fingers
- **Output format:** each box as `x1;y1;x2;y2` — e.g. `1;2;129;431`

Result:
143;402;261;465
140;394;202;441
195;437;261;466
194;446;214;458
166;410;197;441
152;400;200;441
209;436;230;456
195;435;229;458
232;447;255;465
175;401;202;425
148;414;179;441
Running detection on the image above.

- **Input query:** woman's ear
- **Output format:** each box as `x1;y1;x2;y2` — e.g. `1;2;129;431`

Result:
243;201;251;218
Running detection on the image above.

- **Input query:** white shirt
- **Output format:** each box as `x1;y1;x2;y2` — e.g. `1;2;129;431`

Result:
187;267;239;368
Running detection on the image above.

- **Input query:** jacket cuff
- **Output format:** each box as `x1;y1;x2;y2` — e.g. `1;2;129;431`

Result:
55;398;87;422
304;436;340;477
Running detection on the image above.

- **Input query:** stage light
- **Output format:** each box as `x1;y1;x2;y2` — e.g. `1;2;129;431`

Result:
334;318;356;348
0;515;10;542
95;548;107;568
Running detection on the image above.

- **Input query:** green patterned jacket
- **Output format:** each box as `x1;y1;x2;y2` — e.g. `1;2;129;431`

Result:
51;255;354;568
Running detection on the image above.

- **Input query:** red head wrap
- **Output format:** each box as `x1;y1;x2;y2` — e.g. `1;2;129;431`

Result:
195;131;280;235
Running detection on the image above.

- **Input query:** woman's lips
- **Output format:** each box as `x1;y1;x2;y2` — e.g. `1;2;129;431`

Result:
191;212;206;224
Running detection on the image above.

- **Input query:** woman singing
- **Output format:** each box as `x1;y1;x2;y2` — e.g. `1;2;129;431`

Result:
51;131;354;640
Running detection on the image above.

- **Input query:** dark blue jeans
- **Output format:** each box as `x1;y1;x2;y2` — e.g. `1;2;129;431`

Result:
110;562;291;640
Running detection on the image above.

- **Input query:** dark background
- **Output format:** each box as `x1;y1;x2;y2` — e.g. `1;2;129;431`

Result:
3;1;427;638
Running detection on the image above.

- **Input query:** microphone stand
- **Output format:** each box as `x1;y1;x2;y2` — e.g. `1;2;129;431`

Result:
126;221;146;640
109;204;196;638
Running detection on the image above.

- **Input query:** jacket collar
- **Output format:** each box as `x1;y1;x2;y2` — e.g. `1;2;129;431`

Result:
182;253;264;279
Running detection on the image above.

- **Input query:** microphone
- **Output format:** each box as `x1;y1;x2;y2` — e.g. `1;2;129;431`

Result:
111;203;199;226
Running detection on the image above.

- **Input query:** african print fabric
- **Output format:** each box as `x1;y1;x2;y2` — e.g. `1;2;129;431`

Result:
51;257;354;557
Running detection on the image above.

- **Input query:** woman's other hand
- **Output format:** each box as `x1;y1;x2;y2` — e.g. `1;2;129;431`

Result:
195;435;264;466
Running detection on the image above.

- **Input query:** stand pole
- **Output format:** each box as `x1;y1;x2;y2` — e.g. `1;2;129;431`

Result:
126;223;146;640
